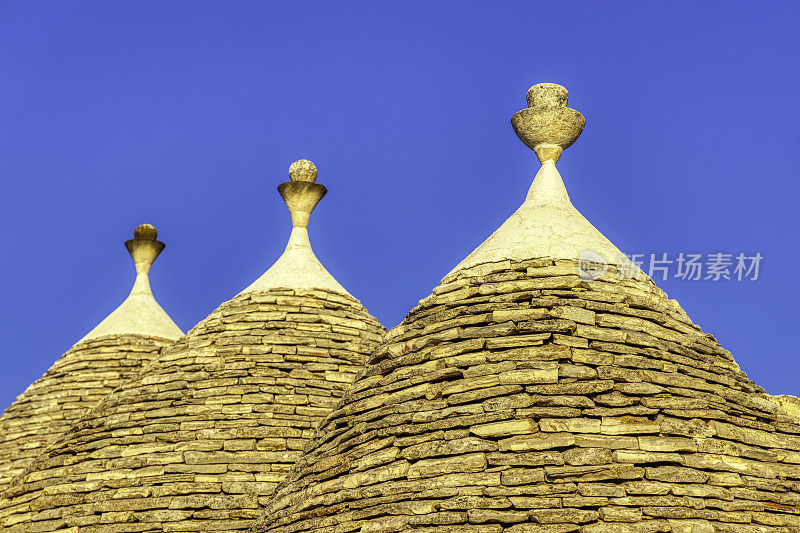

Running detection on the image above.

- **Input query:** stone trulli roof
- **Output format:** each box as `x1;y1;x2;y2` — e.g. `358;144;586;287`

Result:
0;161;386;532
0;224;183;492
252;85;800;533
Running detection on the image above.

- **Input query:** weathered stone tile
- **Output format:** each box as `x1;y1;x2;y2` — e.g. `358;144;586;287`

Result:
168;258;800;533
601;417;660;435
1;290;386;532
407;453;487;479
472;419;538;438
539;418;601;434
499;433;576;452
530;508;598;524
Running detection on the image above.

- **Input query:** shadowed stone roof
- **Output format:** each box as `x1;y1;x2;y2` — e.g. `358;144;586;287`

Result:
0;162;386;531
251;85;800;533
0;224;181;492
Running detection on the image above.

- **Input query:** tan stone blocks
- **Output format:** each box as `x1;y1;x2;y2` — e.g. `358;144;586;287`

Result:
0;289;387;532
486;344;568;360
612;450;684;464
492;308;549;323
0;335;171;491
487;451;563;467
564;448;614;466
157;262;800;533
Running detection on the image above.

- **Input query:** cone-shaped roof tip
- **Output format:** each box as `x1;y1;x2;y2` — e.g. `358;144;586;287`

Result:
445;82;642;281
240;159;352;297
78;223;183;343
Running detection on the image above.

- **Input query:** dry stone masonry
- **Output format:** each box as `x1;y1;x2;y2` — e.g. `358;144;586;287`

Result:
254;260;800;533
251;85;800;533
0;85;797;533
0;224;182;492
0;335;172;492
0;163;385;531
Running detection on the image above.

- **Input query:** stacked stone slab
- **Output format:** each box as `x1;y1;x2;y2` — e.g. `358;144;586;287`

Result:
0;161;385;531
0;335;174;492
0;224;183;492
252;86;800;533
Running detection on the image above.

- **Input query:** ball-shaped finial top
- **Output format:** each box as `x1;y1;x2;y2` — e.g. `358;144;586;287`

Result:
526;83;569;109
288;159;317;183
133;223;158;241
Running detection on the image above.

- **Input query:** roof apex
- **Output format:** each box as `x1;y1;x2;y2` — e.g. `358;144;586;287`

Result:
240;159;353;298
445;83;643;282
79;224;183;343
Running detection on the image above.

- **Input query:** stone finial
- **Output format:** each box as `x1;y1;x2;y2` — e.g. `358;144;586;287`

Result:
125;224;166;279
278;159;327;228
133;223;158;241
511;83;585;163
288;159;318;183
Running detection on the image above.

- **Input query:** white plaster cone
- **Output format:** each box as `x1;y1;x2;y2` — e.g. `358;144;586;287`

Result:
447;160;636;277
241;226;350;296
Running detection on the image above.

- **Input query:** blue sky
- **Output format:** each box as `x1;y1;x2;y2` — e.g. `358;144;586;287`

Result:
1;1;798;410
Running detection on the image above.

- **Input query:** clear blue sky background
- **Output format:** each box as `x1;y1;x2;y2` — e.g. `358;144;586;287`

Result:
1;1;798;411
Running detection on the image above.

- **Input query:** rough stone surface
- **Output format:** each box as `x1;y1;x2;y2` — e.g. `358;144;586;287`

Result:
256;84;800;533
251;261;800;533
0;289;384;531
0;334;171;492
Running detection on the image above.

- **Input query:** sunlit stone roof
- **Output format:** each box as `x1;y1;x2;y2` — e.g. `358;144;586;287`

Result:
251;85;800;533
0;162;385;532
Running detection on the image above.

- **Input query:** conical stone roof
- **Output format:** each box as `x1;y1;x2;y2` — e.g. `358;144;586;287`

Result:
0;161;386;532
0;224;183;492
252;85;800;533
